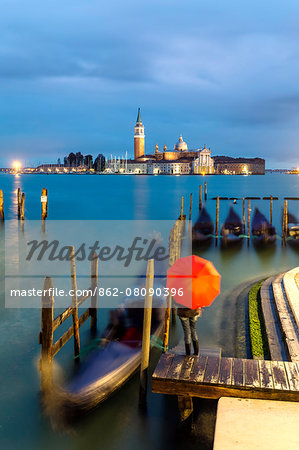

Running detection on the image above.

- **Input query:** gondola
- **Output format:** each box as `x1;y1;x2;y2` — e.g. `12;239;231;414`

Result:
287;211;299;248
251;208;276;246
192;207;214;244
220;206;244;247
45;293;165;420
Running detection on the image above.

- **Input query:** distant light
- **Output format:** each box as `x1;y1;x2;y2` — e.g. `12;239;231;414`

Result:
13;161;21;171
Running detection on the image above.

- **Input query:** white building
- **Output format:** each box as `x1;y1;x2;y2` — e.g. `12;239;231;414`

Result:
192;147;214;174
149;160;191;175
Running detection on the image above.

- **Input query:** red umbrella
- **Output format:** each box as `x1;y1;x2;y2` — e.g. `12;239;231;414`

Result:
167;255;221;309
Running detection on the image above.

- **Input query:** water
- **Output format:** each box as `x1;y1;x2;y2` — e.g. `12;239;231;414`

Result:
0;173;298;450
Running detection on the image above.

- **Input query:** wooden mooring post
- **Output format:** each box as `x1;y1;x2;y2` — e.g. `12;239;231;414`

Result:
40;277;54;393
70;246;80;358
247;199;251;246
0;190;4;221
189;193;193;221
242;197;245;229
41;188;48;220
90;252;98;336
282;200;288;246
215;196;219;246
20;193;25;220
204;181;207;201
17;188;21;218
139;259;154;407
180;196;184;219
199;185;202;210
270;195;273;225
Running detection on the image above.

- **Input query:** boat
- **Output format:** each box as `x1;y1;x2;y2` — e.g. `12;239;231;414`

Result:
44;284;166;420
192;207;214;244
220;206;244;246
251;208;276;246
287;211;299;248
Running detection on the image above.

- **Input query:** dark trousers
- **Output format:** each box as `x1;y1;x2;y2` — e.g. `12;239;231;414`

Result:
179;316;199;344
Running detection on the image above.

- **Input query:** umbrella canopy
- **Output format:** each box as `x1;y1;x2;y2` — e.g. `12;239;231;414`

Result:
167;255;221;309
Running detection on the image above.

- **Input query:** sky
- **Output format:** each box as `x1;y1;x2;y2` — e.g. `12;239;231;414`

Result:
0;0;299;168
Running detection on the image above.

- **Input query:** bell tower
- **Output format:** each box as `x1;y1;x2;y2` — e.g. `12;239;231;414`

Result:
134;108;145;160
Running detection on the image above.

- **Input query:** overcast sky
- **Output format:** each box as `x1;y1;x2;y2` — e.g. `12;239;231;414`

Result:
1;0;299;168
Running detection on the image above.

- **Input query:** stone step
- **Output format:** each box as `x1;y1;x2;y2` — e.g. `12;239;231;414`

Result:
283;267;299;331
272;273;299;363
260;276;287;361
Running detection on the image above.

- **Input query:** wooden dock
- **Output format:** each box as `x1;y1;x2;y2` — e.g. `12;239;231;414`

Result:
152;353;299;418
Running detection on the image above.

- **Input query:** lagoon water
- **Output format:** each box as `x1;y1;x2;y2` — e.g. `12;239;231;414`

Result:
0;173;298;450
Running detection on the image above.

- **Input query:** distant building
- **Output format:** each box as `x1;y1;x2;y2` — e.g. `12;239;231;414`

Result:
213;156;265;175
193;148;214;174
133;108;214;169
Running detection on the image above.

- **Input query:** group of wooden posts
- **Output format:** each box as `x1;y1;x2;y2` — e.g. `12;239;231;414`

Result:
0;187;48;221
39;247;98;392
39;216;185;407
183;185;294;246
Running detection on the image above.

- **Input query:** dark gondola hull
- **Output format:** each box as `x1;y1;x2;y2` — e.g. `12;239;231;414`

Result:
252;208;276;247
220;206;244;247
192;207;214;245
44;299;165;419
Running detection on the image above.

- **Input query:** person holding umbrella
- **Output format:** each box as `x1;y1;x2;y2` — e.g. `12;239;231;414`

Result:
167;255;221;356
176;306;201;355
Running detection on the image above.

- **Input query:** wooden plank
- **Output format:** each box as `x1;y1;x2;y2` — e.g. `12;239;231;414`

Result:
232;358;244;386
79;308;90;327
218;357;232;385
52;324;74;357
244;359;260;388
203;356;220;384
152;378;299;402
180;356;195;381
271;361;289;390
259;359;274;389
167;355;185;380
53;292;90;331
189;355;207;382
284;362;299;391
153;353;174;379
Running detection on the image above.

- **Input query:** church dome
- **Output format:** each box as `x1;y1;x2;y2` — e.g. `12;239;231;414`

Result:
174;134;188;151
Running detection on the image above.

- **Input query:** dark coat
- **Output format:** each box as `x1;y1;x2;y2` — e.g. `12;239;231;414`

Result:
177;307;202;318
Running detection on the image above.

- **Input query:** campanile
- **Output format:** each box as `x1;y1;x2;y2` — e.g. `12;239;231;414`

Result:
134;108;145;159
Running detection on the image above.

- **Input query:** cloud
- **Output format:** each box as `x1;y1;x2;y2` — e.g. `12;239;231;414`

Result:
1;0;299;167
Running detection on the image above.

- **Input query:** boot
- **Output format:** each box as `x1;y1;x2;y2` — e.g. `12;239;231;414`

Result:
185;343;191;356
193;340;199;356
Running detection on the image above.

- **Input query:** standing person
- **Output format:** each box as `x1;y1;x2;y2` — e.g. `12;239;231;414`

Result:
177;307;201;355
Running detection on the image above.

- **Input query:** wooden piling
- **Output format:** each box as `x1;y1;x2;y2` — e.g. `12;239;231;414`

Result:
69;246;80;358
204;181;207;201
163;229;174;352
189;193;193;221
40;277;54;392
20;193;25;220
139;259;154;407
242;197;245;229
270;196;273;225
0;190;4;221
215;196;219;246
247;199;251;246
199;185;202;210
17;188;21;218
41;188;47;220
283;200;288;246
90;252;98;336
180;196;184;219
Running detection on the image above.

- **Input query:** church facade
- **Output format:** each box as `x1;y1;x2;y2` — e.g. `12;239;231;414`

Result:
133;108;214;174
